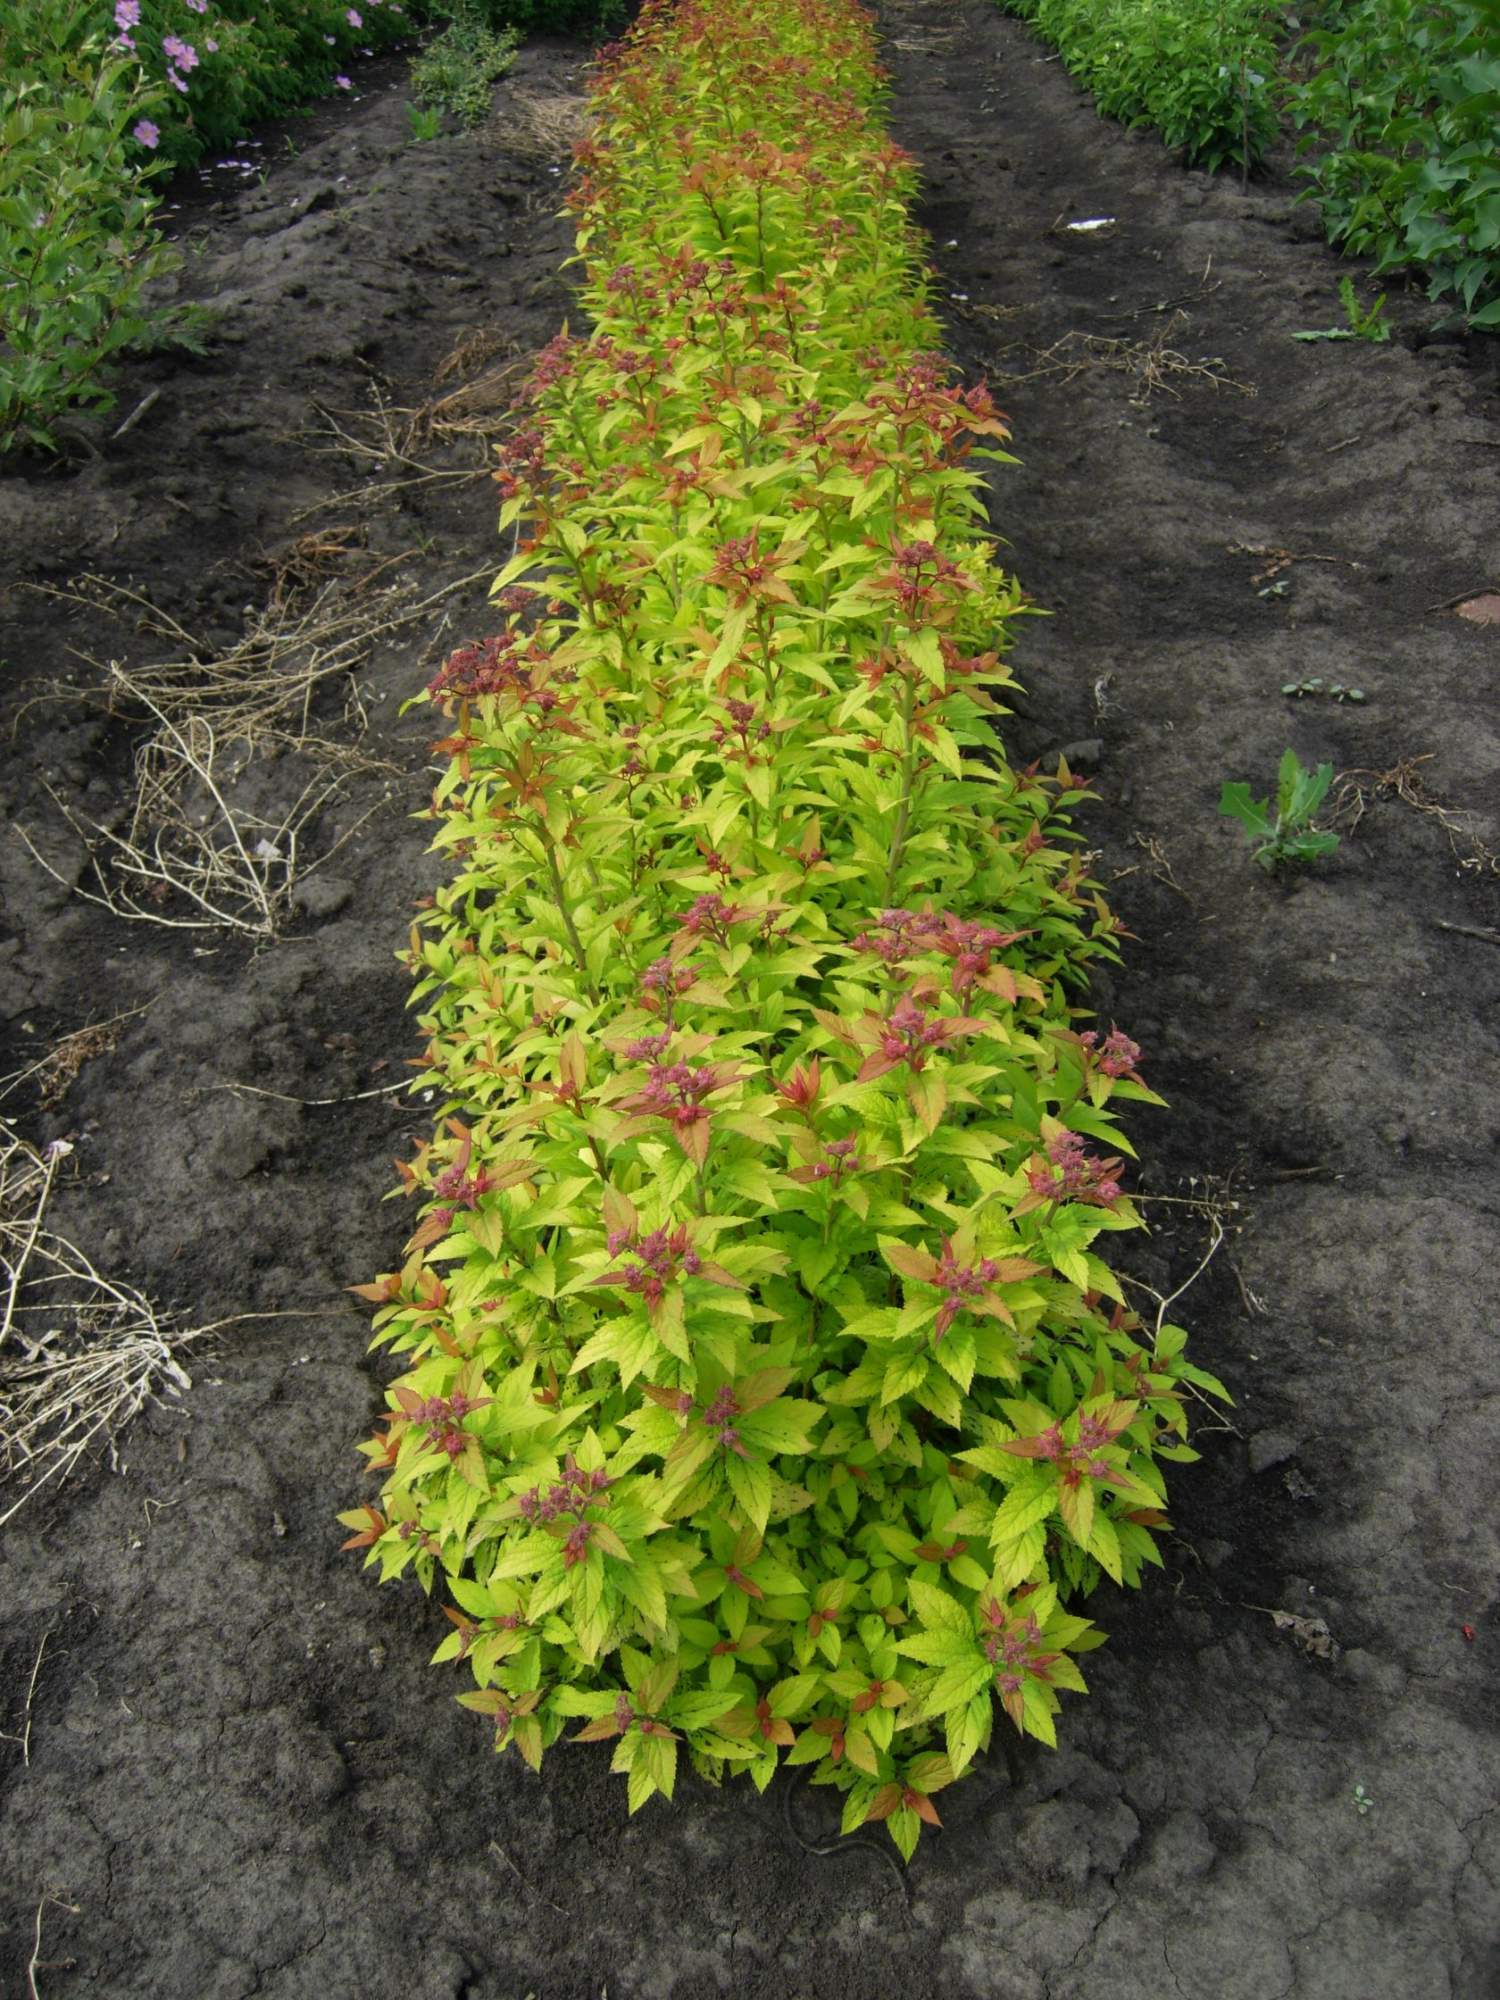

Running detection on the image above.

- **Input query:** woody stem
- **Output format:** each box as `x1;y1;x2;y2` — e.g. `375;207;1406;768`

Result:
540;824;599;1000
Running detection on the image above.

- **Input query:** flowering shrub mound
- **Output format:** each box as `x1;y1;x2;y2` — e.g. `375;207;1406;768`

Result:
1;6;188;450
105;0;410;167
345;0;1228;1856
0;1;409;449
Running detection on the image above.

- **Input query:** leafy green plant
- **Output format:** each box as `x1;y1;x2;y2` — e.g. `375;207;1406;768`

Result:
1001;0;1279;173
1292;275;1392;342
1220;750;1340;870
344;0;1227;1859
411;3;518;125
0;6;188;451
1280;675;1365;702
406;100;445;140
1286;0;1500;327
412;0;624;31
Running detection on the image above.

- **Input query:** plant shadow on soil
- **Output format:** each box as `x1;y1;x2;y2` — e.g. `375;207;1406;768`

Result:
1;5;1498;1997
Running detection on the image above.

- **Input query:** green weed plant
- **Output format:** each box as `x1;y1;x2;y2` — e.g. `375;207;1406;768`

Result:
1220;749;1340;869
1291;274;1392;342
411;3;518;125
345;0;1227;1857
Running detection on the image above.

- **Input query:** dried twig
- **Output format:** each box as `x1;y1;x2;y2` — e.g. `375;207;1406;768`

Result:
1226;541;1361;584
995;313;1253;402
18;737;363;938
208;1078;414;1107
1123;1179;1245;1435
1435;919;1500;947
1424;583;1500;614
0;1121;245;1524
1130;830;1192;902
27;1892;80;2000
1332;753;1497;875
14;558;494;934
9;1005;152;1112
1090;258;1220;323
489;1839;566;1913
497;89;592;160
0;1628;52;1765
1125;1205;1226;1340
296;373;520;514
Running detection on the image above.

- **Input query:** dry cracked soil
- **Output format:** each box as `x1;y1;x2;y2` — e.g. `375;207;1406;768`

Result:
1;3;1497;1996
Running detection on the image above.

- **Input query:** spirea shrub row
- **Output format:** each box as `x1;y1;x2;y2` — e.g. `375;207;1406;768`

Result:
344;0;1227;1857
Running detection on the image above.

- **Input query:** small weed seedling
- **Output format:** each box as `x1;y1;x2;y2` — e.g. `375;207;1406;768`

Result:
1220;750;1340;871
1293;278;1391;345
406;103;444;143
1281;676;1365;703
1352;1782;1374;1816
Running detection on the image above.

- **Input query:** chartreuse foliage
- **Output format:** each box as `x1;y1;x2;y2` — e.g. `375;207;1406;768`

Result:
1000;0;1279;173
343;0;1227;1858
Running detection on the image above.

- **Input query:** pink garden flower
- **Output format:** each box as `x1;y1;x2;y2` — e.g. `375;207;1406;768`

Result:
335;75;352;89
114;0;140;28
133;119;159;148
162;35;199;71
347;8;363;24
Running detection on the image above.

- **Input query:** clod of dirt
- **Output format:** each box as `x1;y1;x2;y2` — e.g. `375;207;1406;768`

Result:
1266;1610;1340;1661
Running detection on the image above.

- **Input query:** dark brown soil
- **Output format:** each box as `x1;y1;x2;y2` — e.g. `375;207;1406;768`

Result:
2;4;1498;1996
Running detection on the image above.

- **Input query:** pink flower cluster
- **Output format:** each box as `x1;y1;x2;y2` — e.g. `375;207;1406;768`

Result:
712;698;771;756
408;1389;489;1461
493;422;546;498
863;992;950;1077
675;892;750;946
932;1243;1009;1336
853;906;1024;995
427;632;529;701
639;955;696;1018
597;1222;702;1309
1026;1130;1123;1207
621;1057;734;1152
701;1385;748;1457
800;1135;860;1185
979;1602;1052;1700
1081;1027;1143;1078
515;1453;613;1526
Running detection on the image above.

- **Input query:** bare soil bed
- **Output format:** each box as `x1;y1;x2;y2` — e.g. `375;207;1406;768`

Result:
2;3;1497;1996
